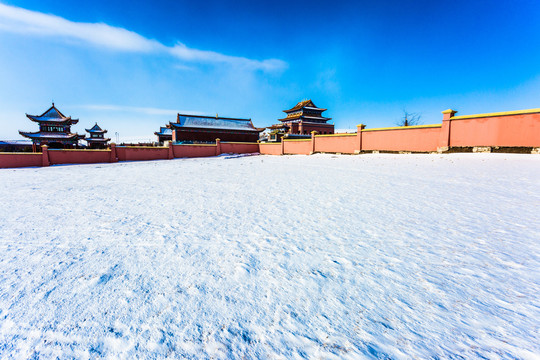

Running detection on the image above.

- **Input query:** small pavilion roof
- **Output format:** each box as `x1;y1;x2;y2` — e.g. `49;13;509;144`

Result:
155;127;173;136
170;114;260;132
26;103;79;124
283;99;327;113
86;123;107;134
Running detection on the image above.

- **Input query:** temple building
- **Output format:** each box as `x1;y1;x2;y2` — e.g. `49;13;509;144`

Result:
85;123;110;148
154;126;173;144
264;100;334;142
19;103;84;149
278;99;334;135
170;114;262;143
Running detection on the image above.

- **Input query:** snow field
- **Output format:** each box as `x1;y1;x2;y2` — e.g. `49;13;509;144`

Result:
0;153;539;358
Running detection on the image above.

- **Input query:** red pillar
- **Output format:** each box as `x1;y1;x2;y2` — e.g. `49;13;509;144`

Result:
216;138;221;156
109;143;118;162
438;109;457;152
280;138;285;155
168;141;174;159
311;131;317;154
41;145;50;166
356;124;365;153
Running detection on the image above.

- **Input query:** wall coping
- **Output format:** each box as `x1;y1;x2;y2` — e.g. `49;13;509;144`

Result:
283;139;311;142
173;143;216;147
0;152;42;155
116;146;168;149
220;142;259;145
315;133;356;137
259;142;281;145
450;108;540;120
362;124;442;132
47;148;111;152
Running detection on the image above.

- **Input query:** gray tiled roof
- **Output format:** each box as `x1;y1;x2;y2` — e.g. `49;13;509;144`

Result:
86;123;107;133
171;114;259;132
155;127;172;135
26;104;79;124
19;131;83;140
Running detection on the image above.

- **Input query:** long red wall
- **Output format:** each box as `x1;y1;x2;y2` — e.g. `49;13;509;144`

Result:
221;142;259;154
314;134;357;154
172;144;217;158
362;126;441;152
283;140;312;155
48;149;111;164
2;108;539;168
448;113;540;147
0;153;42;168
0;141;260;168
116;146;169;161
259;143;282;155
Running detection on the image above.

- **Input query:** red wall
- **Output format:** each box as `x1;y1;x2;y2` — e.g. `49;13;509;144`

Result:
2;109;539;168
448;113;540;147
315;134;357;153
362;126;441;152
116;146;169;161
259;143;282;155
48;149;111;164
0;153;42;168
220;142;259;154
283;140;312;155
172;144;217;158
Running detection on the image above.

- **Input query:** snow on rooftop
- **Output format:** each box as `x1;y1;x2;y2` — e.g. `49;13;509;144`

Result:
0;153;538;358
175;115;257;131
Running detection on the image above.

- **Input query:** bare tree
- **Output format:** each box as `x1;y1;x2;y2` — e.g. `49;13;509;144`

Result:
396;110;422;127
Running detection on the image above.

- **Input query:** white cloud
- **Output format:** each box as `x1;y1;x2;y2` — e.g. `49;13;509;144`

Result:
170;43;287;72
0;3;287;72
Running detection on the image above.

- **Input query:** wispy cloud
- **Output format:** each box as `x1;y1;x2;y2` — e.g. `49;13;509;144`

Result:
0;3;287;72
75;104;203;116
169;43;287;72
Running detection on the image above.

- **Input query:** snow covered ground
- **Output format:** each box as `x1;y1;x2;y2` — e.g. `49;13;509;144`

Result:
0;153;539;359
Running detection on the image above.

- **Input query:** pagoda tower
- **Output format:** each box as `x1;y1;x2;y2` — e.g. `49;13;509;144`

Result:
19;103;84;149
277;99;334;136
85;123;110;149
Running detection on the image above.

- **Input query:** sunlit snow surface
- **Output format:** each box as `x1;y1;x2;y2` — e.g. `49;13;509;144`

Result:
0;154;539;359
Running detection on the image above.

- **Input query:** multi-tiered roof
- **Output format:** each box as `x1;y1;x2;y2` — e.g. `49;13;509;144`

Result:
278;99;332;123
85;123;110;147
19;103;84;146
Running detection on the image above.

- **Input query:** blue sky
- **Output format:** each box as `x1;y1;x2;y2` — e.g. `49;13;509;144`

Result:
0;0;539;141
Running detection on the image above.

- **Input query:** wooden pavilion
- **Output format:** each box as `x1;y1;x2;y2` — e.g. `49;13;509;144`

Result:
19;103;84;150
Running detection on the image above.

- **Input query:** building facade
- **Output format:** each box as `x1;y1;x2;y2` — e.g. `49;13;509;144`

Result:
19;103;84;149
170;114;261;143
85;123;110;149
